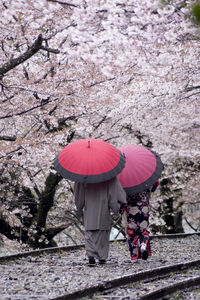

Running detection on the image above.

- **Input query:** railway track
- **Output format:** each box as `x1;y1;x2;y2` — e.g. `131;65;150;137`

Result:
65;259;199;300
0;233;199;300
1;232;199;263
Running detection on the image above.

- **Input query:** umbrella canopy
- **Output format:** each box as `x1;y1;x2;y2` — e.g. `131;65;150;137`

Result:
54;138;125;183
117;145;163;195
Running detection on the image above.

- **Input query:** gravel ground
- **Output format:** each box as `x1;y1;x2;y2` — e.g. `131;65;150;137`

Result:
178;287;200;300
0;235;199;300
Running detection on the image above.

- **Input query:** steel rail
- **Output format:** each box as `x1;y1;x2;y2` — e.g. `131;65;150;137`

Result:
50;259;200;300
0;243;84;262
139;275;200;300
0;232;199;263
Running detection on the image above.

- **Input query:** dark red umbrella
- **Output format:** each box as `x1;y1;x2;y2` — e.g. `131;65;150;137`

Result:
54;138;125;183
117;145;163;195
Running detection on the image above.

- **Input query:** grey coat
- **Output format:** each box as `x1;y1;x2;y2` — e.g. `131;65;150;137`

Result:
74;177;126;230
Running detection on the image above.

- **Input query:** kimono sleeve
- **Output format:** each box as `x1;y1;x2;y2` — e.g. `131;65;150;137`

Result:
108;178;126;215
74;182;85;218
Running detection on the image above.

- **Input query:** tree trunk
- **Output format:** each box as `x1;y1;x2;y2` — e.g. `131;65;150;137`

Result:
32;172;62;247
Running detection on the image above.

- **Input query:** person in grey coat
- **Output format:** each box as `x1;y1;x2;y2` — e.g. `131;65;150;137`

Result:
74;177;126;266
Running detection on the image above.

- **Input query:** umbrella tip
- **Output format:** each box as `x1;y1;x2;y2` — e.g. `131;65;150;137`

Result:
88;140;90;148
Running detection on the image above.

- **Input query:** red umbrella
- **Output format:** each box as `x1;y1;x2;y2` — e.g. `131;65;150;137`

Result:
54;138;125;183
117;145;163;195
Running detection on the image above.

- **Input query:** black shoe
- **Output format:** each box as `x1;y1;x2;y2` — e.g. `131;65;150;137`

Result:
88;256;96;267
99;259;106;264
142;250;148;260
141;243;148;260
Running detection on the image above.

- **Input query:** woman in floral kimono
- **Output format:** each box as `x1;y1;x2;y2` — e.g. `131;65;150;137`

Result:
121;180;159;262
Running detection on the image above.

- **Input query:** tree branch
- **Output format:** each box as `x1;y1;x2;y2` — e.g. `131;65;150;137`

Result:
185;85;200;92
184;216;198;232
0;146;23;160
0;135;16;141
40;45;60;54
0;34;60;77
46;0;79;7
45;222;72;240
87;77;115;87
0;97;58;120
93;115;107;130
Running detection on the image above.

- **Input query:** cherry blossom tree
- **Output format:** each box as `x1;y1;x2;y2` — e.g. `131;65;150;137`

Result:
0;0;200;248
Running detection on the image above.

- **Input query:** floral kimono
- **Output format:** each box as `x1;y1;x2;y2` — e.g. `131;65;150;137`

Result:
121;180;159;261
121;181;159;261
